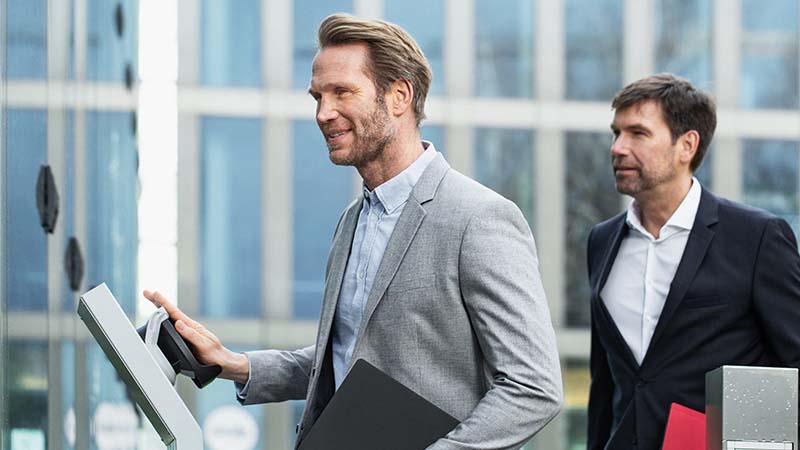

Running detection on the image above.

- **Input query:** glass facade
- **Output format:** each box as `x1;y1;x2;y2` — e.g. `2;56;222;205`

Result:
743;139;800;233
654;0;713;88
201;0;262;87
475;0;535;98
565;0;623;101
740;0;799;109
385;0;445;96
200;116;263;318
7;0;47;79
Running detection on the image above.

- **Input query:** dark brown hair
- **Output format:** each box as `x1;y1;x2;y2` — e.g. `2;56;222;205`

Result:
317;13;433;127
612;73;716;172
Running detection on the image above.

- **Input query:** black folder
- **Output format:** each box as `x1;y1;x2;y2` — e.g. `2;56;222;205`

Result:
297;359;460;450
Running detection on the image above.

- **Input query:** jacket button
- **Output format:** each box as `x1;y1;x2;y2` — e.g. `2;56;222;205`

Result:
311;368;316;377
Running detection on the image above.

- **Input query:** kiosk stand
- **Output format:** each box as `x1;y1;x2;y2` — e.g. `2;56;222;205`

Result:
77;283;206;450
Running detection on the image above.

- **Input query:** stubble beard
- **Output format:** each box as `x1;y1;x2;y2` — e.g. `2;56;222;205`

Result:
327;97;395;167
613;152;678;197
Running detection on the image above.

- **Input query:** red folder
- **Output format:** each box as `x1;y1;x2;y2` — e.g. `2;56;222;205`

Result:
662;403;705;450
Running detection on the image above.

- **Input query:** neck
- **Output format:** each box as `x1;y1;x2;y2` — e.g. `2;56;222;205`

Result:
635;175;693;239
358;130;424;190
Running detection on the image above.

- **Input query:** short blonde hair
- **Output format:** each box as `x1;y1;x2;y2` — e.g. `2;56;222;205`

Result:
317;13;433;127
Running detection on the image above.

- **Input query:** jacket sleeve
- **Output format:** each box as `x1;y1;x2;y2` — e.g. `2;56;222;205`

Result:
586;226;614;450
236;345;315;405
427;198;563;450
752;217;800;366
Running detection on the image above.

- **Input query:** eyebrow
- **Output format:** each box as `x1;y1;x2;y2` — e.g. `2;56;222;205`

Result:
610;123;652;135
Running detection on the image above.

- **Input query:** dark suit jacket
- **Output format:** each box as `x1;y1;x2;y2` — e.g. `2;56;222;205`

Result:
587;188;800;450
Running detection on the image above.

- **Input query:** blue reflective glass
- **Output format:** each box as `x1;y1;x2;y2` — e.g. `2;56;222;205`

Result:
293;121;353;319
474;128;535;226
63;111;77;311
293;0;353;90
7;0;47;79
654;0;713;88
421;125;445;157
61;343;76;450
740;0;799;109
475;0;535;98
197;345;264;450
201;0;262;87
743;139;800;234
87;0;138;82
86;111;138;314
201;117;262;318
694;146;713;189
7;109;48;312
385;0;445;96
566;0;623;101
8;341;49;443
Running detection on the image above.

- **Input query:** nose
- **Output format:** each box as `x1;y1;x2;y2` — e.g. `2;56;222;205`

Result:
316;96;339;124
610;133;628;157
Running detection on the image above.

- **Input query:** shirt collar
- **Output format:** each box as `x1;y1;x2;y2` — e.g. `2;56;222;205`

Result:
363;141;438;213
626;177;702;238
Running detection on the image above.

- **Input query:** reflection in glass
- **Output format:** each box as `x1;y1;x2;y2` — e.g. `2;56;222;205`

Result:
197;345;263;450
86;112;139;314
564;360;590;450
290;400;306;447
742;139;800;234
694;146;713;190
7;109;48;312
740;0;799;109
64;111;77;311
293;121;353;319
474;128;535;227
7;0;47;79
475;0;534;98
201;0;262;87
87;0;138;82
62;343;76;450
654;0;712;88
566;0;623;101
565;132;619;328
293;0;353;90
8;340;49;449
201;117;262;318
385;0;445;96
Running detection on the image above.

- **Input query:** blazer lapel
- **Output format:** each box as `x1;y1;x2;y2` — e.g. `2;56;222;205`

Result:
316;200;361;358
641;189;719;368
351;154;450;355
593;216;641;370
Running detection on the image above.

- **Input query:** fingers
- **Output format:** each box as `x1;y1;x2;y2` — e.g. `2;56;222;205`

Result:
174;319;205;348
142;290;198;327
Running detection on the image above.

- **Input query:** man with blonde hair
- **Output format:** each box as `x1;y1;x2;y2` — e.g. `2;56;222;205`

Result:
146;13;562;450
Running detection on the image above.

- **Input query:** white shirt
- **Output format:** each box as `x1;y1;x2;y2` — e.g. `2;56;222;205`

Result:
600;178;702;365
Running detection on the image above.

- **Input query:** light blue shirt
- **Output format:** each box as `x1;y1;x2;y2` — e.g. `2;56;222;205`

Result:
332;142;438;388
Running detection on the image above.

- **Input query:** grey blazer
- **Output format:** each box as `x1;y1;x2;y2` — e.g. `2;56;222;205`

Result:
240;154;563;450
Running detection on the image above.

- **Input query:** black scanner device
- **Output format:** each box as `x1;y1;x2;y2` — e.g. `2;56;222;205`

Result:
136;308;221;388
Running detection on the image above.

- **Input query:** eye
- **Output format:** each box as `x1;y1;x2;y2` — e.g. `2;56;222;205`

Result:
334;87;349;97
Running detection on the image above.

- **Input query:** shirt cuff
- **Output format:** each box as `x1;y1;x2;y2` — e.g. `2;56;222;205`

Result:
234;354;253;404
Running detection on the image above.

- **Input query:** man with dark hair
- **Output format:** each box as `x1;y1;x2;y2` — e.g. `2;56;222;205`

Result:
587;73;800;450
146;13;562;450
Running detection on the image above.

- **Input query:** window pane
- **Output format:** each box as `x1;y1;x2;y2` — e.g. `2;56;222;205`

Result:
7;0;47;79
474;128;535;227
385;0;445;96
197;345;263;450
62;343;76;450
742;139;799;234
566;0;623;101
87;0;138;82
8;341;49;448
654;0;713;88
7;109;48;312
475;0;534;98
293;121;353;319
422;125;445;158
694;145;713;190
201;0;262;87
86;112;139;314
201;117;263;318
293;0;353;90
565;132;619;328
63;111;77;311
740;0;799;109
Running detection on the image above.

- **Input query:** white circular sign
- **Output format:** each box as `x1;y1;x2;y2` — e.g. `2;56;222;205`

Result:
92;402;139;450
203;405;259;450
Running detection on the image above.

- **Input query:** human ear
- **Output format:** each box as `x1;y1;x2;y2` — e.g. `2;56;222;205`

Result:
678;130;700;165
388;79;413;117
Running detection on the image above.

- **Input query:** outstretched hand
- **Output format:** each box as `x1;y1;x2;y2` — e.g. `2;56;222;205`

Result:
142;290;250;384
